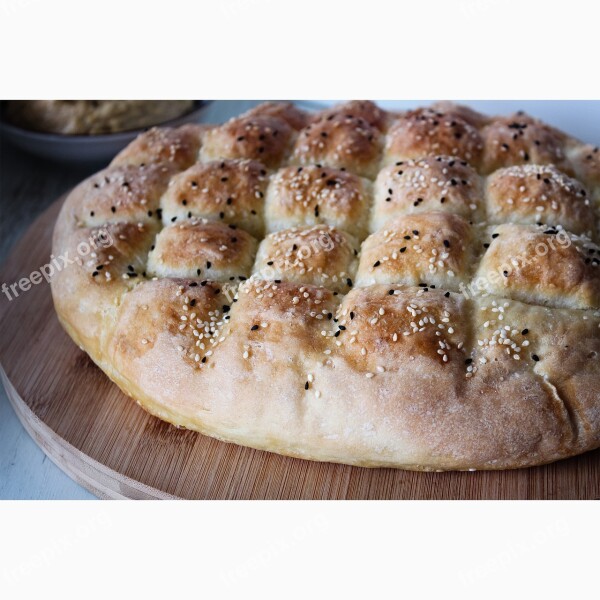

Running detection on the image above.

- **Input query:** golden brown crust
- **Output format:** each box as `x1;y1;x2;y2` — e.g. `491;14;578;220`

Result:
52;218;156;350
568;143;600;202
51;101;600;471
291;114;383;179
429;102;491;130
242;102;311;131
313;100;391;132
337;285;468;372
160;159;268;238
147;220;258;281
475;223;600;309
371;156;483;232
111;124;206;170
384;108;484;170
253;225;359;293
485;164;594;236
357;212;477;291
265;165;372;240
63;163;173;228
110;278;234;370
481;113;572;175
200;114;294;169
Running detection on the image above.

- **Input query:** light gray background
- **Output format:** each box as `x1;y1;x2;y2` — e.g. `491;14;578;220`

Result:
1;100;599;499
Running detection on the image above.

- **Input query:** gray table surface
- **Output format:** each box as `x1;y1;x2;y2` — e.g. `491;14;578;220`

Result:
2;100;599;499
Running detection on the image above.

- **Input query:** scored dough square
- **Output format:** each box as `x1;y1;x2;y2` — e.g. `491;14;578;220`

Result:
356;212;477;292
568;143;600;204
264;165;372;240
290;113;383;179
475;223;600;309
111;124;206;171
67;163;173;228
241;101;311;131
314;100;392;133
253;225;359;293
200;114;295;169
383;108;484;170
480;113;571;175
111;278;234;369
485;164;594;237
147;220;258;281
160;158;268;238
336;285;468;373
371;155;483;232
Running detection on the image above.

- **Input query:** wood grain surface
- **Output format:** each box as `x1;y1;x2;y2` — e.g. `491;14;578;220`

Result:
1;198;599;499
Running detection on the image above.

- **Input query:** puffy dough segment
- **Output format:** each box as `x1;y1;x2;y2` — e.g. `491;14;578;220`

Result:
265;165;372;240
470;297;600;448
253;225;359;293
428;102;491;130
371;155;483;232
160;158;269;238
312;100;392;133
485;164;595;237
383;108;483;170
568;143;600;203
51;220;157;350
200;115;294;169
110;278;234;372
336;285;468;373
147;220;258;281
64;163;173;228
475;223;600;309
241;102;311;131
481;113;571;175
291;113;383;179
111;124;206;170
357;212;477;292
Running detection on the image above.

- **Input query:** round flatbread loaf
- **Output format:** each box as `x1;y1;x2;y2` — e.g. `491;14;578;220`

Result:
52;101;600;470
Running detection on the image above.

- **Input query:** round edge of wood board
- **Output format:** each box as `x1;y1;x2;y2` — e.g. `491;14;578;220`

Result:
1;363;175;500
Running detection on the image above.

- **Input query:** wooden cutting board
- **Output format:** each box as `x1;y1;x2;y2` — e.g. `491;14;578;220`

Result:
1;198;599;500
